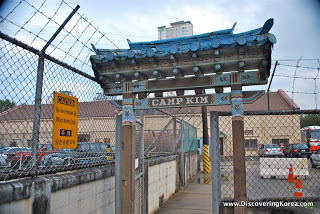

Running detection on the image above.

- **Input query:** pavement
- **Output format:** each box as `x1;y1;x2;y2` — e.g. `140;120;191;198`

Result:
154;172;320;214
154;172;214;214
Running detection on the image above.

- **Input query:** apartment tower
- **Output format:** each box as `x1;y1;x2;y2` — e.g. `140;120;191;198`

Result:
158;20;193;40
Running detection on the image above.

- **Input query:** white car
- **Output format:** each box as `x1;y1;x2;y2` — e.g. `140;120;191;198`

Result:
0;147;30;167
259;144;283;157
0;147;10;166
310;149;320;168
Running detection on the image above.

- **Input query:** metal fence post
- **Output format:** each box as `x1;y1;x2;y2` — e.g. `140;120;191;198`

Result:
31;4;80;169
31;52;45;167
179;121;185;185
173;116;177;154
115;115;122;214
139;111;146;214
210;111;221;214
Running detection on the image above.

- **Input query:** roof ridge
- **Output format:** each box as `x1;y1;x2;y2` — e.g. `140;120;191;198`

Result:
278;89;300;110
0;103;27;117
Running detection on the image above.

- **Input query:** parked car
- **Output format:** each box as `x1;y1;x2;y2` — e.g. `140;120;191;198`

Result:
310;149;320;168
1;147;13;166
0;147;30;167
283;144;311;158
6;143;58;168
40;142;113;166
40;150;75;167
259;144;283;157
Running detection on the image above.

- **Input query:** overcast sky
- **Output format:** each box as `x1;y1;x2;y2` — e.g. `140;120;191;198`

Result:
1;0;320;109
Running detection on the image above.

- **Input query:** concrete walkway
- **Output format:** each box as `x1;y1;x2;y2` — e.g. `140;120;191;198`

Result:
154;172;319;214
155;173;213;214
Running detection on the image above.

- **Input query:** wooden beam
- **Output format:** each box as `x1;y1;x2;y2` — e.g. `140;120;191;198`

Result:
155;91;163;97
176;89;184;96
138;92;147;99
104;70;268;95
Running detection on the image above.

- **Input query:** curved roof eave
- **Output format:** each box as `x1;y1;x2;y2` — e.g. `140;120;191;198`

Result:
93;19;275;61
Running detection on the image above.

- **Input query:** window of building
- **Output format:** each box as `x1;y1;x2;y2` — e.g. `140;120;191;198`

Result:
245;139;258;148
272;139;289;147
78;134;90;142
245;130;254;135
10;141;17;147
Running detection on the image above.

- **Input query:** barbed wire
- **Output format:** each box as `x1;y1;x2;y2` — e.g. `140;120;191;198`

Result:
274;74;320;80
277;63;320;70
1;0;320;110
62;1;120;50
269;58;320;110
0;0;120;75
291;57;302;108
30;1;64;45
14;0;47;37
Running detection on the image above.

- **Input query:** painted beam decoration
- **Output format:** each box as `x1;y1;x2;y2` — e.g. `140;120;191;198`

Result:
90;19;276;96
122;98;135;125
134;91;264;109
231;91;244;121
105;70;267;95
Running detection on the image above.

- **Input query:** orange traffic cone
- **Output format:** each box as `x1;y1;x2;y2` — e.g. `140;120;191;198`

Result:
287;164;295;182
294;175;303;197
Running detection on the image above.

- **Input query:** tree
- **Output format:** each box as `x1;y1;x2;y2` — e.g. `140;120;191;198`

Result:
300;114;320;128
0;99;16;112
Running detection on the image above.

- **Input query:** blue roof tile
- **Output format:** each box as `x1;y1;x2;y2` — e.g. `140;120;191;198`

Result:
93;19;276;62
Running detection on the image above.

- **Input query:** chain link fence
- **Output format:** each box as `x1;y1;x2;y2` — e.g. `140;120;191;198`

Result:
141;109;178;158
0;0;123;183
134;114;144;214
0;33;118;182
214;110;320;204
1;0;319;210
182;120;198;153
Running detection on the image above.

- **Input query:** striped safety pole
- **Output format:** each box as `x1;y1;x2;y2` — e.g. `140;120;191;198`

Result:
203;144;210;173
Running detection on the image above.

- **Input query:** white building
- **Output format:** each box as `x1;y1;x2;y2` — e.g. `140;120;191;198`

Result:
158;20;193;40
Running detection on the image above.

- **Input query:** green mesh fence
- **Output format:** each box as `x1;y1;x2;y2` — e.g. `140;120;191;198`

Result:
183;121;198;153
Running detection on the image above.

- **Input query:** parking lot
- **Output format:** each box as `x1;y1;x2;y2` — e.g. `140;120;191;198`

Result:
201;157;320;201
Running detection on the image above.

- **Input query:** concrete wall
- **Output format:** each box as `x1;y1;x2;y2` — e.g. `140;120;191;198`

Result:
0;152;199;214
146;156;177;214
0;166;115;214
184;151;199;184
145;153;199;214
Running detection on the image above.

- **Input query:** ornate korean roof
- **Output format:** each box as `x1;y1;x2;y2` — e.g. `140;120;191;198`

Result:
90;19;276;95
92;19;275;61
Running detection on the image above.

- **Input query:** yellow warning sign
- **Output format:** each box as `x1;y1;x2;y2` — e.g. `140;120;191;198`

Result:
53;92;78;149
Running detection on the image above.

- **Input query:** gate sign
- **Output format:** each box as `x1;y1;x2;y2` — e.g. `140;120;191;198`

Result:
53;92;78;149
134;91;264;109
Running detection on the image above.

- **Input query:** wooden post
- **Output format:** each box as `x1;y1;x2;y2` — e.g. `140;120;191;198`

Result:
231;79;247;214
122;93;136;214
